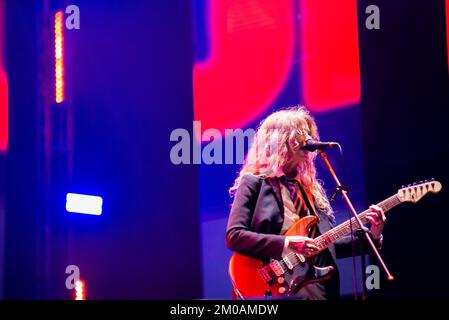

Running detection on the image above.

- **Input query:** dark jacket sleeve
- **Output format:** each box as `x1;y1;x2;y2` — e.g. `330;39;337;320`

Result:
226;174;285;260
334;231;382;259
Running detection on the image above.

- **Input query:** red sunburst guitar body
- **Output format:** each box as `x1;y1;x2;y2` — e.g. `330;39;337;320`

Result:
229;215;334;299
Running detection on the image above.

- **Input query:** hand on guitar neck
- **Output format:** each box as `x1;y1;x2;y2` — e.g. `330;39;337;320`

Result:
366;204;386;240
283;204;386;258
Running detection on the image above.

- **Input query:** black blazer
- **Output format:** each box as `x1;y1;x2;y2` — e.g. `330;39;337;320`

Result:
226;174;368;263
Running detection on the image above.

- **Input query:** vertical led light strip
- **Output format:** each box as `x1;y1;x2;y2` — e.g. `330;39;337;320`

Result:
446;0;449;74
74;280;86;300
0;1;7;153
55;11;64;104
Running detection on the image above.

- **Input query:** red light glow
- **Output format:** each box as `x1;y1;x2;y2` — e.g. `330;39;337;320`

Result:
193;0;294;133
300;0;361;111
0;71;7;154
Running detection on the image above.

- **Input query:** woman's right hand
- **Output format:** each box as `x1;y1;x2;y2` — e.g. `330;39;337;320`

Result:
285;236;319;257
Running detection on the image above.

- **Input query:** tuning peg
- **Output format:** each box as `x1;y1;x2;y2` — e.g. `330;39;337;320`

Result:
401;185;405;188
412;182;417;186
424;179;428;183
431;178;435;181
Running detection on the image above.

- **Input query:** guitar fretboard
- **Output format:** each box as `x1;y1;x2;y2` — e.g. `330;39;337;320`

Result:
314;195;401;250
279;194;402;272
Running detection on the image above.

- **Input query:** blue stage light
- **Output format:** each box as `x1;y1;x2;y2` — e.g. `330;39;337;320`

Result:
66;193;103;215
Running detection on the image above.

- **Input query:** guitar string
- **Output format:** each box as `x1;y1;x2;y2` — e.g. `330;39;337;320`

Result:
273;186;433;276
315;195;401;248
280;195;402;268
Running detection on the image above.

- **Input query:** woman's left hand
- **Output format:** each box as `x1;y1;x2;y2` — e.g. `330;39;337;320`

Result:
366;204;386;240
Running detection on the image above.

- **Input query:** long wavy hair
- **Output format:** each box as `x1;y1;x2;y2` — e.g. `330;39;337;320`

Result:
229;106;333;216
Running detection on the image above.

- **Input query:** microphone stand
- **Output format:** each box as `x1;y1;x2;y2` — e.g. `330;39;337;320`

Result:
356;228;368;300
319;150;394;299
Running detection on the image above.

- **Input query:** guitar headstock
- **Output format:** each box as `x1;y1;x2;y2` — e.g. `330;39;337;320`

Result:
397;179;442;203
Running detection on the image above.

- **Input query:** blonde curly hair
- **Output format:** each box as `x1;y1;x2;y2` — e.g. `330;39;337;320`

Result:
229;106;333;216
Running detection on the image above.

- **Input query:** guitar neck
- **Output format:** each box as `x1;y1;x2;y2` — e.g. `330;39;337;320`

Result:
314;194;401;250
279;180;440;276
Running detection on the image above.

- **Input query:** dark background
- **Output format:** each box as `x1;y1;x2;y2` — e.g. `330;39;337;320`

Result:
358;0;449;298
4;0;201;299
1;0;448;299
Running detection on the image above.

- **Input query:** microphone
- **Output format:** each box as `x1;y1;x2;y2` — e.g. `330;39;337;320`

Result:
301;139;340;152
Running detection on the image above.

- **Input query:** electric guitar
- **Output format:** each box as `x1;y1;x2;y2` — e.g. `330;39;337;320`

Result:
228;179;442;299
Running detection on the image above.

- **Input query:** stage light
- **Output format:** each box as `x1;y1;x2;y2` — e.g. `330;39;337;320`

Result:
75;280;86;300
66;193;103;215
54;11;64;104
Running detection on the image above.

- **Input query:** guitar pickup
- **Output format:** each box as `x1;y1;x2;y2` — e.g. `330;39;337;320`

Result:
283;255;294;270
295;253;306;263
270;260;286;277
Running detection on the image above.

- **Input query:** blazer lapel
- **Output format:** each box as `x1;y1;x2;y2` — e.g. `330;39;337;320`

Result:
267;177;284;214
